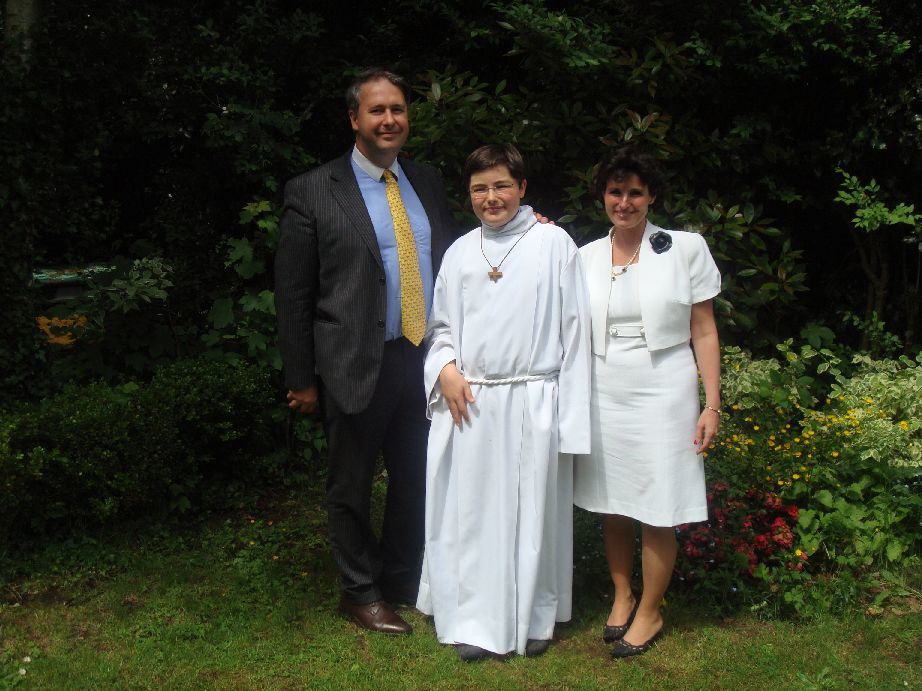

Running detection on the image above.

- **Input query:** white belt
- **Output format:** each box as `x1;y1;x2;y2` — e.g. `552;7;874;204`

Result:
608;323;645;338
464;370;559;386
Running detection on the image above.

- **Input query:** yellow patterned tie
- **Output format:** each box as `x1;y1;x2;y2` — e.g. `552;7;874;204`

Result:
383;169;426;346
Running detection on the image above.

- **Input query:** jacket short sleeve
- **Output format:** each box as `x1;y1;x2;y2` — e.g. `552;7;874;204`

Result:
689;233;721;304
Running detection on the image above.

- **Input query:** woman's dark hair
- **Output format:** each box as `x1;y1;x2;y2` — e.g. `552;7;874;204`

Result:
463;144;526;188
345;68;412;112
594;145;665;200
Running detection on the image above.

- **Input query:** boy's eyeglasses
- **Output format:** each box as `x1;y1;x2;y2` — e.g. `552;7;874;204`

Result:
469;182;517;199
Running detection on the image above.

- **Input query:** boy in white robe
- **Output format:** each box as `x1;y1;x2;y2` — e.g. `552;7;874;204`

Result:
416;144;591;661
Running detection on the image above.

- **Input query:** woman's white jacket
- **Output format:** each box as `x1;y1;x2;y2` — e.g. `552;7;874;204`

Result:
579;222;721;355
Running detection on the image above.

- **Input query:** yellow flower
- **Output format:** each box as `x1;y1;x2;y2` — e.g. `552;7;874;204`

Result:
899;421;910;431
792;473;801;479
777;479;784;486
831;451;840;458
800;465;807;471
753;425;760;431
795;549;803;557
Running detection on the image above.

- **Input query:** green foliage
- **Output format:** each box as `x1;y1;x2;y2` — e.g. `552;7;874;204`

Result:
1;2;327;404
682;345;922;615
836;169;921;237
839;310;904;358
202;200;281;371
0;357;279;544
38;257;183;383
670;195;807;340
3;0;920;394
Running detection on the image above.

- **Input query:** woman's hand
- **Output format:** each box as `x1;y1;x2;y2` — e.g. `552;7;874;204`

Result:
438;361;475;427
694;407;720;455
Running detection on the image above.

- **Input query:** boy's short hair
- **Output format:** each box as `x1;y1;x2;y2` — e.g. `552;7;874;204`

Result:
594;145;665;200
463;144;526;188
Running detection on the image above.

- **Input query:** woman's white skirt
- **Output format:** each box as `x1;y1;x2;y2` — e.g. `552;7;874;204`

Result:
573;336;707;526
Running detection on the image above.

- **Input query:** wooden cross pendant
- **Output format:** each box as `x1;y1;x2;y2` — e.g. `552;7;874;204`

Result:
488;267;503;281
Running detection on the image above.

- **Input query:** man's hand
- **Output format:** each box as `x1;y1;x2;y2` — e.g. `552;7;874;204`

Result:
288;385;319;414
532;209;554;225
438;361;475;427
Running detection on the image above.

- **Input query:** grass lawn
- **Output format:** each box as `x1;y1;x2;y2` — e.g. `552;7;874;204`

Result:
1;472;919;690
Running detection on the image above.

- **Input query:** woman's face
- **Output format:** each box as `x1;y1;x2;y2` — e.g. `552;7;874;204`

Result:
604;174;655;234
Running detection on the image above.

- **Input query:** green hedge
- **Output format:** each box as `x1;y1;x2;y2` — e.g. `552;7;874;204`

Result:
0;357;278;544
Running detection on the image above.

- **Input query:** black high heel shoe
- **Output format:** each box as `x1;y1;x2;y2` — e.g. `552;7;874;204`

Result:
602;598;638;643
610;626;664;658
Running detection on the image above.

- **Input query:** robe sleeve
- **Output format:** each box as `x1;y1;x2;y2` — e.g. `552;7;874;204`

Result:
689;233;721;303
557;248;592;455
423;269;457;420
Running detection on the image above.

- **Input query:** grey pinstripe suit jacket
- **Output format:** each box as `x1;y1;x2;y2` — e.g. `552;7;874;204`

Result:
274;152;458;415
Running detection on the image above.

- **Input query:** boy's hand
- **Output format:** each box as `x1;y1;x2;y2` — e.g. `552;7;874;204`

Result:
438;361;475;427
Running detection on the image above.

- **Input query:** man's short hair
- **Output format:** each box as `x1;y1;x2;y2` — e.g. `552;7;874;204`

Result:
463;144;526;188
345;68;412;112
594;145;665;200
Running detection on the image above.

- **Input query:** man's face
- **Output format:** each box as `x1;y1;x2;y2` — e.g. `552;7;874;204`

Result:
349;78;409;166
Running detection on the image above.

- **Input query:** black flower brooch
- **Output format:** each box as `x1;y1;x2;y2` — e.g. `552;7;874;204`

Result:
649;230;673;254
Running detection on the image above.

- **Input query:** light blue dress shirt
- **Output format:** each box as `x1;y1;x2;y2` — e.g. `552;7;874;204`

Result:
351;147;434;342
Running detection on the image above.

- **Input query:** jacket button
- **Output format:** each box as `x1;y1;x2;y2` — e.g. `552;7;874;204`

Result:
376;320;385;328
379;276;386;284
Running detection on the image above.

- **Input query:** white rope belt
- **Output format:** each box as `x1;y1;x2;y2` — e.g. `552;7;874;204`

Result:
463;371;559;386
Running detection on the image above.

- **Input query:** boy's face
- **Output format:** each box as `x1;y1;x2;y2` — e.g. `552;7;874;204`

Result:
468;165;526;227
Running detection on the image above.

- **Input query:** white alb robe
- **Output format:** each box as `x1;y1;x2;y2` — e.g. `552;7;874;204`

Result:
416;206;591;655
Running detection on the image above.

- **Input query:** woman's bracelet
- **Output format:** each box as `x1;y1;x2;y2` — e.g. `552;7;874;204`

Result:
704;405;722;416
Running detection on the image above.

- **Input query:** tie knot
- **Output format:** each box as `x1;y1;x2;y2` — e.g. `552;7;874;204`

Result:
383;169;396;183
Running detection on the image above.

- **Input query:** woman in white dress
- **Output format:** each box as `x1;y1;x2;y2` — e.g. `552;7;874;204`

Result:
573;146;722;658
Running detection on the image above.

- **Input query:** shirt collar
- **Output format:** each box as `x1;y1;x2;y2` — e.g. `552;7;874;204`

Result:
352;145;400;182
482;205;537;235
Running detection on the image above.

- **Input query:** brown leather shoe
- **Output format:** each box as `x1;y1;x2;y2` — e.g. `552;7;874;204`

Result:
338;599;412;635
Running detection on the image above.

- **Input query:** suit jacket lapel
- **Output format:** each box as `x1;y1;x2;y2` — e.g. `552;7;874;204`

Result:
329;152;384;268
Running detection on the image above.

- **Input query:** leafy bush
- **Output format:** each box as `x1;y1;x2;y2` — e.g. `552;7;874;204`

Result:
675;346;922;615
0;358;279;544
37;257;184;385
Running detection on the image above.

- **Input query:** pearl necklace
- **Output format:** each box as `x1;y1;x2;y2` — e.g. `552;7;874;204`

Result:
610;231;643;281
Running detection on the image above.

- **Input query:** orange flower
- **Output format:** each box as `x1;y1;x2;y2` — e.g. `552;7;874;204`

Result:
35;315;87;346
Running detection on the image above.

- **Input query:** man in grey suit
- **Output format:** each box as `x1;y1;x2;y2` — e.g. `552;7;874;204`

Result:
274;69;457;634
